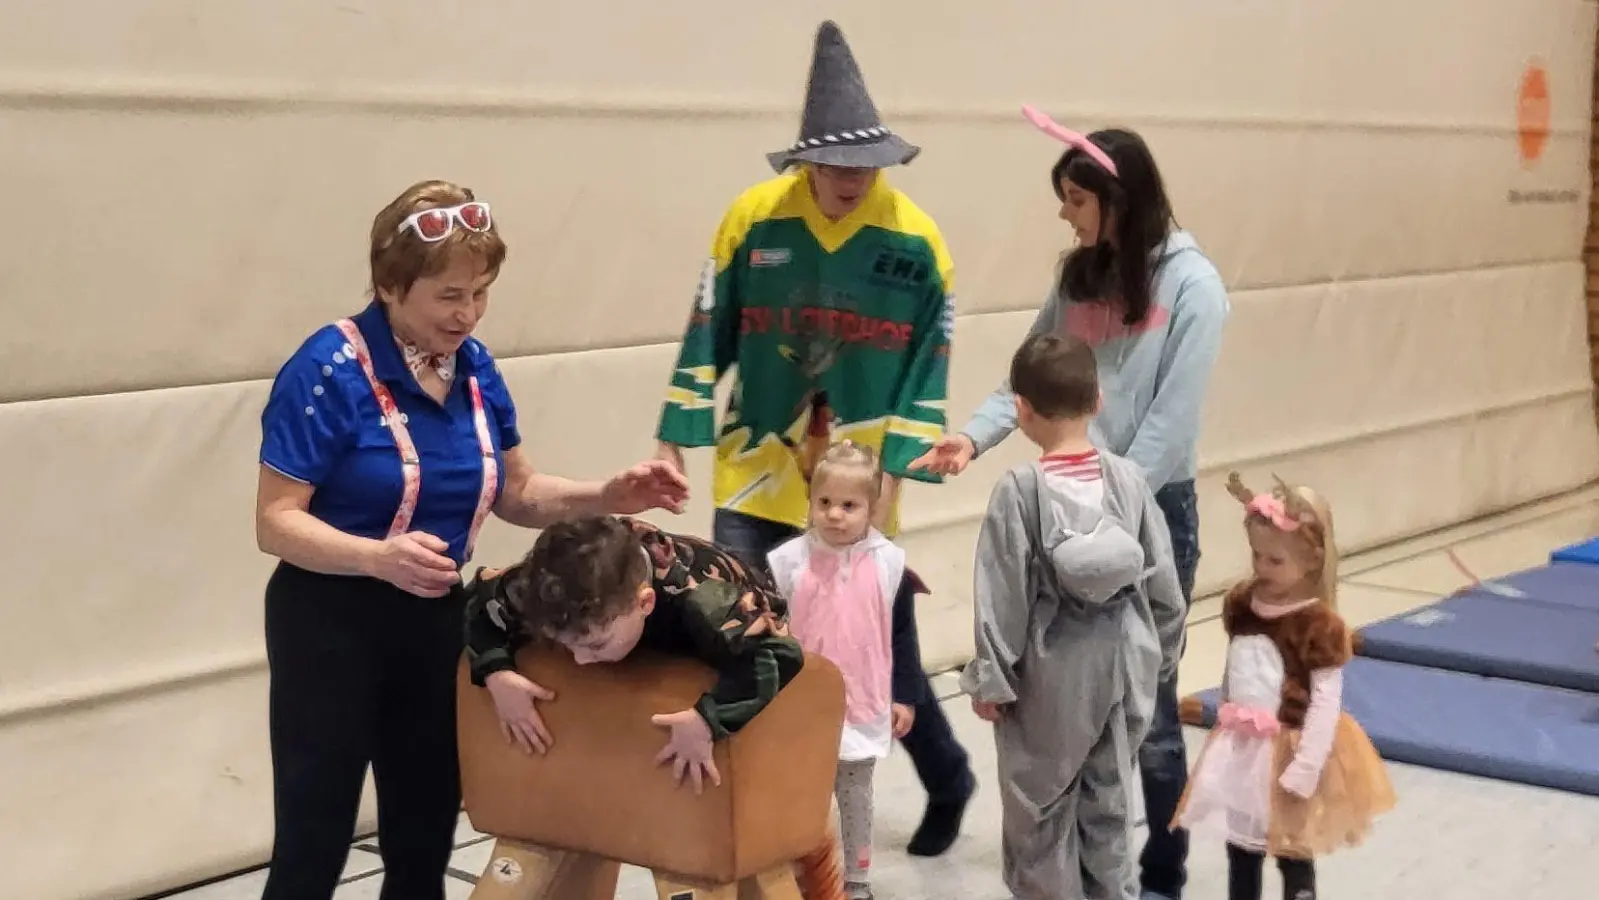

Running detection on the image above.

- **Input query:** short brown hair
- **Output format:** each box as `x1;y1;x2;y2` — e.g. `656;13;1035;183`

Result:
1009;331;1099;419
368;179;508;297
500;517;650;637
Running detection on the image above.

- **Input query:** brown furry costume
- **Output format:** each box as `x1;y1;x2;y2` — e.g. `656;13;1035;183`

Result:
1174;580;1396;859
1221;581;1351;731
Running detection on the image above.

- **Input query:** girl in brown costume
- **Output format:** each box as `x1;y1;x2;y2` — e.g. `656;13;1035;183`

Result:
1173;474;1395;900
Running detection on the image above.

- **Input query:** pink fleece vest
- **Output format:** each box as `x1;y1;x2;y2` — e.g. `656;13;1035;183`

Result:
789;545;893;727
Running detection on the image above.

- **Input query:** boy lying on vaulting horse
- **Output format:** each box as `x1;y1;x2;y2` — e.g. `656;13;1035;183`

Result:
461;515;848;898
463;514;806;792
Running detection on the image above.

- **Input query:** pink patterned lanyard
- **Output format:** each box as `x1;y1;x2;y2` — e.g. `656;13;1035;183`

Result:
334;319;501;561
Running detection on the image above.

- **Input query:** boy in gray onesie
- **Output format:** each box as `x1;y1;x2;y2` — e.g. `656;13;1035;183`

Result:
960;332;1187;900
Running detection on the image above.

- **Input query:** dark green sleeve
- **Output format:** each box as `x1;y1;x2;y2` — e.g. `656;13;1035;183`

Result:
880;243;953;485
655;211;746;448
462;569;531;687
674;581;806;740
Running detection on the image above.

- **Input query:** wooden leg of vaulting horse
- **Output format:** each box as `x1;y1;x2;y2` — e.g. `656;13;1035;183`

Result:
467;838;621;900
653;862;805;900
652;871;738;900
740;864;805;900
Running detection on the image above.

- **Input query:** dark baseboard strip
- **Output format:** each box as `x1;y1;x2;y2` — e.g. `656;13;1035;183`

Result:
445;865;481;885
1343;580;1445;599
337;867;384;886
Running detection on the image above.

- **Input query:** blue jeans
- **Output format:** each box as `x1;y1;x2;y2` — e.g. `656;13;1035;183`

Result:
712;509;975;805
1139;479;1201;899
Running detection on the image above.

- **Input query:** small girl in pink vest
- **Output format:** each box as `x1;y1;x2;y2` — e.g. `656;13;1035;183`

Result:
768;440;914;900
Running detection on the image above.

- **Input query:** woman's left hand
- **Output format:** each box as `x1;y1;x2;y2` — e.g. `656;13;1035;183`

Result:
601;459;691;515
651;708;721;794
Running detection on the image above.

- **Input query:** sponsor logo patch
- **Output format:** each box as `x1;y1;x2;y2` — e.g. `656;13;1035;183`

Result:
750;248;792;267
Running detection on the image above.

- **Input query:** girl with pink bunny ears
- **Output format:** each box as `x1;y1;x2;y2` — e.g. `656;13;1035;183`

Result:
911;106;1231;900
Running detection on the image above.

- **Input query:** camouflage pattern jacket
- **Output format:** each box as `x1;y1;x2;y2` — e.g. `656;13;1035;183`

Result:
463;518;807;740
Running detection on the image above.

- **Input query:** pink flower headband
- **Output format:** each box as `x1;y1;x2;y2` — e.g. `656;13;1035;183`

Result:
1226;472;1317;533
1246;494;1301;532
1022;104;1119;179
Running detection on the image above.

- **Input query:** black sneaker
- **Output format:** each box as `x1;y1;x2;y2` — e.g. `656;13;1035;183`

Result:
906;770;975;856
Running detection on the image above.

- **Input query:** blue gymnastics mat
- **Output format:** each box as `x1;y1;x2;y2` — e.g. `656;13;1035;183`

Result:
1551;537;1599;566
1180;657;1599;796
1356;591;1599;693
1464;562;1599;612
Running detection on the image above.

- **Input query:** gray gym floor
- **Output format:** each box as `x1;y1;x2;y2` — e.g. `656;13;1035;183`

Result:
169;490;1599;899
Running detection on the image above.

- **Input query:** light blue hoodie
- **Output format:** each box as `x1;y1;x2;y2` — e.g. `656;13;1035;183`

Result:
961;230;1229;491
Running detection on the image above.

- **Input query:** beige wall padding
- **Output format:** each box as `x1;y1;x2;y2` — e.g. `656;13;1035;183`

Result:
1587;30;1599;403
3;2;1596;898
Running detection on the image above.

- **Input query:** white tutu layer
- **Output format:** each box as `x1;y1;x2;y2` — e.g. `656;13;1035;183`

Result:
1173;728;1277;851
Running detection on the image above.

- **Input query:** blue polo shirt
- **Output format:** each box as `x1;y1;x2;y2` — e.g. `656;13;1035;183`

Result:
259;301;521;566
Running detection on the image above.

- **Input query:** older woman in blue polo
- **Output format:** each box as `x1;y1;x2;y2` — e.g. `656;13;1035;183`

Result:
253;178;688;900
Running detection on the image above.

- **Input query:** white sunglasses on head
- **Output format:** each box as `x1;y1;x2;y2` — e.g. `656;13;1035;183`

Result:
398;201;493;242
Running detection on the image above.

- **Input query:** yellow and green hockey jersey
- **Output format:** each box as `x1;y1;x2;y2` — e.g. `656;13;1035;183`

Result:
656;169;955;534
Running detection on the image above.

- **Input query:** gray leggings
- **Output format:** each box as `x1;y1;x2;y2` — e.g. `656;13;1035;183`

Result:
835;759;876;891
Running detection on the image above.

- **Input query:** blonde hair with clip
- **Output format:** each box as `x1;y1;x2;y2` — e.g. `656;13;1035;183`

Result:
1226;472;1340;612
809;439;883;505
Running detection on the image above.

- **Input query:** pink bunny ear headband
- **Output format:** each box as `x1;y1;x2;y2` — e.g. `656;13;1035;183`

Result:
1022;104;1119;179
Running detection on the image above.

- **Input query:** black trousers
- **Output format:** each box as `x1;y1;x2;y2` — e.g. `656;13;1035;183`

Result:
1140;479;1202;899
260;562;466;900
885;561;979;805
712;509;975;804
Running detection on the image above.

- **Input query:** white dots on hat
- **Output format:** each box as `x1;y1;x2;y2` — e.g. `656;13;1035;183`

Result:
788;126;891;151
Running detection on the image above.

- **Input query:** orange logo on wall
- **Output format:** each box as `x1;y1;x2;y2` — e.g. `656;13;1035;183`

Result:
1517;60;1550;168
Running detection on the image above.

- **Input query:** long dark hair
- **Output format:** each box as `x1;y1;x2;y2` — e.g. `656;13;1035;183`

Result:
1052;129;1177;325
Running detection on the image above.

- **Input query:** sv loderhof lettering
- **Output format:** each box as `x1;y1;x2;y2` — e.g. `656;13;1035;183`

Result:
740;305;916;351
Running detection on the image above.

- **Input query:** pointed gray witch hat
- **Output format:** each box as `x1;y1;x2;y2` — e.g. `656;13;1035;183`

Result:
766;21;920;173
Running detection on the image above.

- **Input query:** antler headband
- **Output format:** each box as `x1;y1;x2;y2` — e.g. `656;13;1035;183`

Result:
1227;471;1313;533
1021;105;1119;178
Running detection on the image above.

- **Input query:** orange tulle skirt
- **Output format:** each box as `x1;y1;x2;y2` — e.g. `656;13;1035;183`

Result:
1174;712;1396;859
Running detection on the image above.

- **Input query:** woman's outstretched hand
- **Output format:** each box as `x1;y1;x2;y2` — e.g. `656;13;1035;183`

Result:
368;531;460;597
907;434;977;477
601;458;691;515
